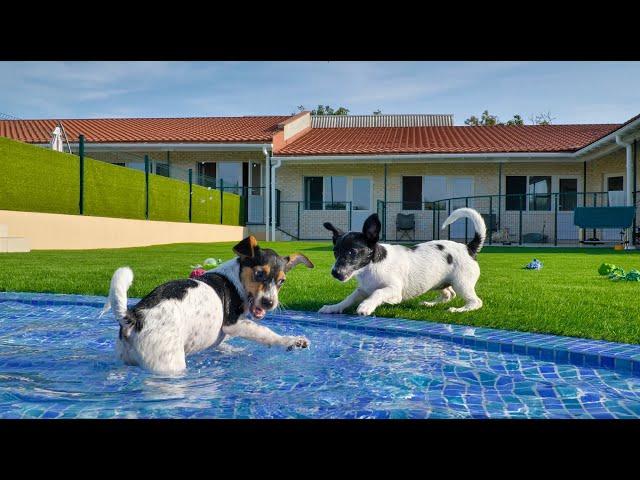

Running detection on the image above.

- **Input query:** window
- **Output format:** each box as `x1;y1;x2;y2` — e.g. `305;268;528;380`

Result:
198;162;216;188
423;176;447;210
127;162;146;173
352;178;371;211
528;176;551;211
607;176;624;191
304;177;324;210
155;163;170;177
402;176;422;210
218;162;242;192
607;176;625;206
505;176;526;211
559;178;578;211
323;176;347;210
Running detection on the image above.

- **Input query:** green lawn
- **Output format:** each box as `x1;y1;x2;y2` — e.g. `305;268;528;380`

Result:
1;242;639;344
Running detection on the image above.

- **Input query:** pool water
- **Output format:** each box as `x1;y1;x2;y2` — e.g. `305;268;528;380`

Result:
1;295;640;419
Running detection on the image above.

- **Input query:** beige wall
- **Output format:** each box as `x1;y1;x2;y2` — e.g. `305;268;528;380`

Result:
0;210;247;250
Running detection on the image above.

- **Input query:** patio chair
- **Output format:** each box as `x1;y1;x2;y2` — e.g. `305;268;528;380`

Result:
396;213;415;241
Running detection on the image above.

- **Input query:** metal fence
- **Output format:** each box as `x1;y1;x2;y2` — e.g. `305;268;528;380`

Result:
274;192;640;245
378;192;640;246
277;201;353;240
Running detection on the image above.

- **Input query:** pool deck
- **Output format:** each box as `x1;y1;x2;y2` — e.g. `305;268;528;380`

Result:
1;291;639;376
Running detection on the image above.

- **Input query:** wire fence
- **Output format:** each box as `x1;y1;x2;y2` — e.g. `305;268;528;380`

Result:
378;192;640;245
274;192;640;245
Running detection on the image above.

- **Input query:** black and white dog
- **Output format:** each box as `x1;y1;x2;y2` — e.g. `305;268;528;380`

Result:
319;208;486;316
101;236;314;374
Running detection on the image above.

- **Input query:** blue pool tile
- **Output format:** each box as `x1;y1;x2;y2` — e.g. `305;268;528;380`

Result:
3;291;640;419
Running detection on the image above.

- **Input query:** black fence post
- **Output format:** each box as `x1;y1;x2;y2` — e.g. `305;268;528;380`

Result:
144;155;150;220
348;202;352;232
447;200;451;240
554;192;558;246
464;197;469;243
297;201;301;238
519;194;524;245
188;168;193;223
432;204;436;241
78;135;85;215
219;179;224;224
488;196;493;246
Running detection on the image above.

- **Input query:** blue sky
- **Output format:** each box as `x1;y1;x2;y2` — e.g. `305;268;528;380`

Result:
1;61;639;125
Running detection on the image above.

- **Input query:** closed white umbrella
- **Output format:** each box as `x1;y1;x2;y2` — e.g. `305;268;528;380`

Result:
50;126;64;152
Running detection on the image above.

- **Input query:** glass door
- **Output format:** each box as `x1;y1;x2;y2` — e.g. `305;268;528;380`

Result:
351;177;372;231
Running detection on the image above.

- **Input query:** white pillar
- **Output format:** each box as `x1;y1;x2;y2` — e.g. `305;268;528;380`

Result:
616;135;633;207
626;143;633;207
263;148;270;241
271;157;282;242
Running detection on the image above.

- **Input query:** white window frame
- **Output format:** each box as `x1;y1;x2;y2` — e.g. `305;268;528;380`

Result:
401;175;475;211
303;176;374;211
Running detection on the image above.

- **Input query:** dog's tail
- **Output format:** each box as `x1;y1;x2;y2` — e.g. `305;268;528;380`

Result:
100;267;134;321
441;208;486;258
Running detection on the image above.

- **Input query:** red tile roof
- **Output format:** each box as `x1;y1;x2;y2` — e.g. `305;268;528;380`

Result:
0;116;291;143
275;124;621;156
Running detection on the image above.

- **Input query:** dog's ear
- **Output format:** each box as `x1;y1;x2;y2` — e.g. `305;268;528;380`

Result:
323;222;344;244
362;214;381;245
284;253;314;272
233;236;260;259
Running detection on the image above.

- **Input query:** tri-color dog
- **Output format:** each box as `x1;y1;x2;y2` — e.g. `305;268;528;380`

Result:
319;208;486;316
101;236;314;374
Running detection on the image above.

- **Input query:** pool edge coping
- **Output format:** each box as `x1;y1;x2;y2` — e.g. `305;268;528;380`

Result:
1;290;639;376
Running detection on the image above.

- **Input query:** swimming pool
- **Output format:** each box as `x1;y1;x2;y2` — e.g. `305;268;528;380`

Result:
1;292;640;419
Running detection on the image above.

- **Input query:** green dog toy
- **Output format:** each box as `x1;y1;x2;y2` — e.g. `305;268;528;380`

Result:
598;263;640;282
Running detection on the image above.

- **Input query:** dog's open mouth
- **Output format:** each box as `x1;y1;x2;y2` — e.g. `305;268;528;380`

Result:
248;296;267;320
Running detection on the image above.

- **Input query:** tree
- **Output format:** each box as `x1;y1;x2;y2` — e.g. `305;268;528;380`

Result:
505;114;524;126
464;110;499;126
465;111;551;126
296;105;350;115
529;112;555;125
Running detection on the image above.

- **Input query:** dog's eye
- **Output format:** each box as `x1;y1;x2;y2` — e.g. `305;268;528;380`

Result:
349;249;357;257
254;270;265;281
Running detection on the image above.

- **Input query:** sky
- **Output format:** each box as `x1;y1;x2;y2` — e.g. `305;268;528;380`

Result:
0;61;639;125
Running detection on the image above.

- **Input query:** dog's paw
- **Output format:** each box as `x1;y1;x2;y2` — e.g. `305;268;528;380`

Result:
356;301;377;316
420;301;438;307
285;336;310;351
319;304;342;314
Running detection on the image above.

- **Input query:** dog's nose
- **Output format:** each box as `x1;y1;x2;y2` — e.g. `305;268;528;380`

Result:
331;269;344;280
261;298;274;309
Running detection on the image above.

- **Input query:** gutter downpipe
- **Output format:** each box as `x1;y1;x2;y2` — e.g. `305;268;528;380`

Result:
615;135;633;207
263;147;271;241
271;154;283;242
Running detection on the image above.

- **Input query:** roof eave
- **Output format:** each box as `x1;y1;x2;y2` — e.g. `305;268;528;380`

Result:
32;142;273;152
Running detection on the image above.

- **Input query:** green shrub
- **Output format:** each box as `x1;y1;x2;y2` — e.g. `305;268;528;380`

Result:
148;173;190;223
191;184;221;224
0;137;79;214
0;137;243;225
84;158;145;219
222;191;241;225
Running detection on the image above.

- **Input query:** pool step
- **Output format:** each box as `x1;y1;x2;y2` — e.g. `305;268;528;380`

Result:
0;224;31;253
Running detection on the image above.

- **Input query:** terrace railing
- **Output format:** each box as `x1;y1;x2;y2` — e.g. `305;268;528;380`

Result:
275;192;640;245
378;192;640;245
